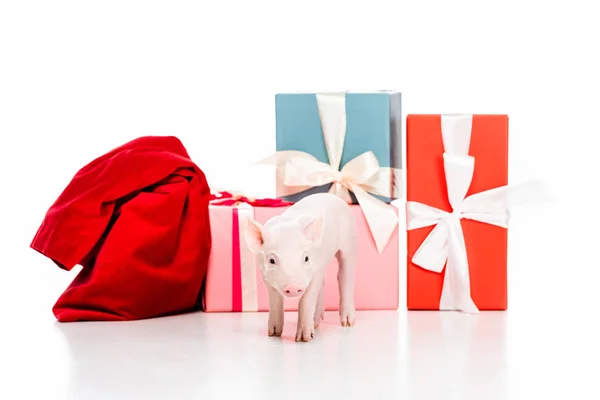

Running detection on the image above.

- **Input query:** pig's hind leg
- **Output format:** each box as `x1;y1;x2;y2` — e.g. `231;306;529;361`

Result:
336;242;356;327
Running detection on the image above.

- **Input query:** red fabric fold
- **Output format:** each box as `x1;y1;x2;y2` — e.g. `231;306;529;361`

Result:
31;136;212;322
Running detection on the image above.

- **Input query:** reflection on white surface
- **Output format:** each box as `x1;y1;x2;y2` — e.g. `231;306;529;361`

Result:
406;312;507;400
41;311;512;400
3;305;599;399
57;314;208;399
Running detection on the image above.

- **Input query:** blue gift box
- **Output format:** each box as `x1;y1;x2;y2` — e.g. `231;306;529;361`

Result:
275;91;402;203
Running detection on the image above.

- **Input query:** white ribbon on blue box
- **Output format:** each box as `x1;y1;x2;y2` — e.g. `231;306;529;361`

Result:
260;91;402;253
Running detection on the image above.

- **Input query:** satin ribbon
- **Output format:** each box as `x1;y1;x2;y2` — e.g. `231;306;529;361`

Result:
232;205;259;312
406;115;544;313
210;190;292;207
260;92;402;253
211;191;290;312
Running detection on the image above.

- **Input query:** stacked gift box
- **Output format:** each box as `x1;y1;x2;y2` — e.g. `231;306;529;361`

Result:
204;91;403;312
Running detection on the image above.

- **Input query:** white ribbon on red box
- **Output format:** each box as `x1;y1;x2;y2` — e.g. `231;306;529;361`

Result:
406;114;546;313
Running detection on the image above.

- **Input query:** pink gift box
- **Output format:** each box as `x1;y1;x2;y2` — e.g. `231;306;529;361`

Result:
203;204;399;312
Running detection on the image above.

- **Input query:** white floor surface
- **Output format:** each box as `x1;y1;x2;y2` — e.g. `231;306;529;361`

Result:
3;307;597;400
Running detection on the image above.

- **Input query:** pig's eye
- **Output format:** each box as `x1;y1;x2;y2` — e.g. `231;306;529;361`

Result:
269;258;276;265
304;256;309;262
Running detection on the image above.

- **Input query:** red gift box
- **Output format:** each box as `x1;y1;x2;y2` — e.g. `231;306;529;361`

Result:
406;114;510;312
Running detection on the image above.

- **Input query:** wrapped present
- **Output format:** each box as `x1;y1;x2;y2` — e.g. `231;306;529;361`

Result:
203;192;399;312
271;91;402;203
261;91;402;253
406;114;543;313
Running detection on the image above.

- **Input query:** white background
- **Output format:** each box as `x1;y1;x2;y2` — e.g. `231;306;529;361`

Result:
1;1;598;399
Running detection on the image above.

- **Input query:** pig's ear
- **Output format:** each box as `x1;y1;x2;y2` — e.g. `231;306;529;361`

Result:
245;217;266;252
302;214;323;243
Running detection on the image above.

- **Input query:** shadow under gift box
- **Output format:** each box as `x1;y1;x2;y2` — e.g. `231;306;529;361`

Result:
406;114;509;311
203;204;399;312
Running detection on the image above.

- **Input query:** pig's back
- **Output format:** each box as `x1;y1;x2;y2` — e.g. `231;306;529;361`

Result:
286;193;351;221
284;193;355;249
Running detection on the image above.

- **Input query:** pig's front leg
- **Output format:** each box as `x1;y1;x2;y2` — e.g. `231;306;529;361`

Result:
266;284;284;337
296;275;324;342
314;283;325;329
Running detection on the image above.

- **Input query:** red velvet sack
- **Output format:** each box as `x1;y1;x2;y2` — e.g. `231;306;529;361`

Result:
31;136;211;322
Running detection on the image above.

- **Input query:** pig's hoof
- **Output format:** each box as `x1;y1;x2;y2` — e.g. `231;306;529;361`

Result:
295;326;315;342
340;307;355;327
314;311;325;329
268;322;283;337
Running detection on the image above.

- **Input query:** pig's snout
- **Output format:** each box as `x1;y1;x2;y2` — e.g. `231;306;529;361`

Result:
282;283;304;298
